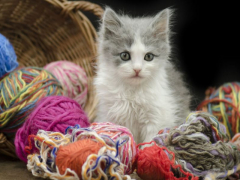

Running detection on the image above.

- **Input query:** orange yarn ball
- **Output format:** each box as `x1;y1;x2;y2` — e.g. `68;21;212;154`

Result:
56;139;104;179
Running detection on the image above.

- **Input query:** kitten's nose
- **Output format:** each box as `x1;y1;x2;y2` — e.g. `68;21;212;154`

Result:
134;69;141;76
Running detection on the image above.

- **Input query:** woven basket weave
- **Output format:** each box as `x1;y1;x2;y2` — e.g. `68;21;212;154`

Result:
0;0;104;158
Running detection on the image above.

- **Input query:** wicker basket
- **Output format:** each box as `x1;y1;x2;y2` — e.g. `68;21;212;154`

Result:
0;0;104;158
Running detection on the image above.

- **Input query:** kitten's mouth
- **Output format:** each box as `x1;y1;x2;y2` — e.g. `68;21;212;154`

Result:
131;75;142;79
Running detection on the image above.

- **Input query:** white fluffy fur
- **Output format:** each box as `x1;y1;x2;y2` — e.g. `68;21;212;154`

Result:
94;8;190;144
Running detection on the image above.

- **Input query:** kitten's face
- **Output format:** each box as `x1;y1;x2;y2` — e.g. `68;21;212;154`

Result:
98;8;171;85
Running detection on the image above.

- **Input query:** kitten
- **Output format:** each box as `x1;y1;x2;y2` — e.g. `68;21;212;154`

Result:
94;7;191;144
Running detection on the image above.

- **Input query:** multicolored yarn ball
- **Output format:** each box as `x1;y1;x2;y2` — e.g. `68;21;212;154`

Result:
0;33;19;79
197;82;240;138
44;61;88;108
136;111;240;180
90;122;138;175
14;95;90;163
0;67;63;139
26;123;136;180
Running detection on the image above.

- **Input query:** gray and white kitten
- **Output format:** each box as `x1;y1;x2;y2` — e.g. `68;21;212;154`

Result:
94;7;191;144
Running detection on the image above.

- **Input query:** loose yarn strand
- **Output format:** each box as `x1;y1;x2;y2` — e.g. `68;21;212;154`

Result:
15;96;90;163
26;125;132;180
137;111;240;180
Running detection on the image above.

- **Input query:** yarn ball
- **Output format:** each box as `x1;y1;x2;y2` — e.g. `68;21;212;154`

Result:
26;124;134;180
136;111;240;180
15;95;90;163
197;82;240;138
137;143;189;180
44;61;88;108
0;33;19;78
90;122;138;175
137;142;198;180
56;139;104;178
202;133;240;180
232;133;240;148
0;67;63;139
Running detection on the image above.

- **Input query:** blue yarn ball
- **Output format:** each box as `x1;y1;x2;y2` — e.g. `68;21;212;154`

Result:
0;33;19;78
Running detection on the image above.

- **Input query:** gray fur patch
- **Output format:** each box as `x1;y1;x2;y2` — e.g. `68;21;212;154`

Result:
98;7;173;66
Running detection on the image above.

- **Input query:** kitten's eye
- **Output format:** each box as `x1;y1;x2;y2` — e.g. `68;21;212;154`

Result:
120;52;131;61
144;53;154;61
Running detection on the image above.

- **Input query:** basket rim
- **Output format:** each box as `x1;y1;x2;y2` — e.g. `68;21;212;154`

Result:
0;0;104;158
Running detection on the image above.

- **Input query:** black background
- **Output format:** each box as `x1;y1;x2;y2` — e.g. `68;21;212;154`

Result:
82;0;240;109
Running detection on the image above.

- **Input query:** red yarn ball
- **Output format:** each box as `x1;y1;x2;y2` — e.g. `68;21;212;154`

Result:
15;95;90;163
136;143;198;180
137;144;174;180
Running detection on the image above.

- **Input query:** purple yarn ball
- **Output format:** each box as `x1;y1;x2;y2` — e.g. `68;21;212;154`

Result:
14;95;90;163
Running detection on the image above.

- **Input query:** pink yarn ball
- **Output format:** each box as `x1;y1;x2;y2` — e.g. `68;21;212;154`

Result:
44;61;88;108
14;95;90;163
90;122;138;175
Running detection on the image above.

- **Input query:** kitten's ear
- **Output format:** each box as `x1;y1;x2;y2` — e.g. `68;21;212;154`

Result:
102;7;122;38
151;8;172;37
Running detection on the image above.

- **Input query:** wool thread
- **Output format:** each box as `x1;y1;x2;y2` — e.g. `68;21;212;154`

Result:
44;61;88;108
56;138;104;178
0;67;63;139
203;164;240;180
136;111;240;179
0;33;19;78
197;82;240;138
90;122;137;175
26;124;132;180
137;141;198;180
14;95;90;163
